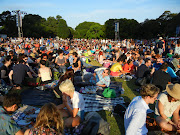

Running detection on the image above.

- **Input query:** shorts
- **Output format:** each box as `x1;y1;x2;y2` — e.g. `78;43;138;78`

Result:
110;71;120;76
154;114;172;120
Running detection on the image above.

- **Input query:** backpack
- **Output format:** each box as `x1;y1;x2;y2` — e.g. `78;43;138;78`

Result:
113;103;129;117
81;112;110;135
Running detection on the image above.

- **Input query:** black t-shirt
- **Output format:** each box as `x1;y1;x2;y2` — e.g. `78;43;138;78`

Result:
0;65;10;83
73;58;80;68
12;63;30;85
152;70;171;91
0;65;8;78
111;54;116;61
157;41;164;49
135;64;150;78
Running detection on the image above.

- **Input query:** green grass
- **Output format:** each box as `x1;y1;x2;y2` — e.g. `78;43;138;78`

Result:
98;78;140;135
89;59;141;135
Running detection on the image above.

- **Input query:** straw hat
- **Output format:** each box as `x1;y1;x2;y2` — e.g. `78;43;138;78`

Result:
166;84;180;100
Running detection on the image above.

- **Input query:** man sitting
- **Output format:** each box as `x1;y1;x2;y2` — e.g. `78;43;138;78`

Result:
90;68;111;88
0;93;23;135
9;60;33;89
152;63;171;91
135;58;151;86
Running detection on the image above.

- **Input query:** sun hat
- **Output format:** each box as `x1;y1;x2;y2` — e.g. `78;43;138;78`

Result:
166;84;180;100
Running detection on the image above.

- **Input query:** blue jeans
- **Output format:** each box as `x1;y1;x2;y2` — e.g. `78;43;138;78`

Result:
77;110;85;121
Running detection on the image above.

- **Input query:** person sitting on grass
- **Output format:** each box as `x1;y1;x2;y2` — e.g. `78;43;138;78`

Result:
9;60;33;90
123;59;135;74
57;79;85;128
0;93;23;135
38;60;52;84
110;56;126;77
124;84;160;135
24;103;64;135
155;84;180;133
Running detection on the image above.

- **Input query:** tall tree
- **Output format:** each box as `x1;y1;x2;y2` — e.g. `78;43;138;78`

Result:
0;11;17;37
57;18;70;39
23;14;46;38
75;22;97;38
86;23;104;39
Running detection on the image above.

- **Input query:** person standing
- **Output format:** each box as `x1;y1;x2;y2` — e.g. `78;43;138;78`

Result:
124;84;160;135
157;37;165;56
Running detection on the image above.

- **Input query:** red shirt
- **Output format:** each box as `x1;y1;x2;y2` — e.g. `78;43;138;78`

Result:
123;63;134;73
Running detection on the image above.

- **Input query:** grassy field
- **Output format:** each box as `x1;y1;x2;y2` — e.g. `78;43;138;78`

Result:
89;59;141;135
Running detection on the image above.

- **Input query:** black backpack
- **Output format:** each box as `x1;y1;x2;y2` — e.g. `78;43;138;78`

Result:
113;102;129;117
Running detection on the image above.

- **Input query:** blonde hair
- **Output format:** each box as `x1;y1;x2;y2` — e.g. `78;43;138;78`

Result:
59;79;75;93
140;84;160;98
34;103;63;134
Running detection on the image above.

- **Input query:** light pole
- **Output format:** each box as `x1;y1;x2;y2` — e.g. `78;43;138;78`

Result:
12;10;26;38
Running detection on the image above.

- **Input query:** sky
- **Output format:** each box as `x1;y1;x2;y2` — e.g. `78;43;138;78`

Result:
0;0;180;28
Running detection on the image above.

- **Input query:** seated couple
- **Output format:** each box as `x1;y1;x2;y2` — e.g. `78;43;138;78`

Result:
110;57;134;77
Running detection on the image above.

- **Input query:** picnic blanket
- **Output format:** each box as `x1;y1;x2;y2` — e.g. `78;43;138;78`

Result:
21;88;62;106
83;94;125;112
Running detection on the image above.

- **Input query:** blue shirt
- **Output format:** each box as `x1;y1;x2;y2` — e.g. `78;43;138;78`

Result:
0;107;21;135
166;66;177;78
153;63;162;71
124;96;149;135
96;70;110;87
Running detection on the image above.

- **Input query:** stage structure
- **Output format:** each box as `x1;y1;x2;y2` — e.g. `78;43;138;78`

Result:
12;10;26;38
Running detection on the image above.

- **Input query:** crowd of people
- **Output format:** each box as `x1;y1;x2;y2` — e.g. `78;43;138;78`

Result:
0;36;180;134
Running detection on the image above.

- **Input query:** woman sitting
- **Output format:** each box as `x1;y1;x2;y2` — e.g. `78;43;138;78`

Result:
57;79;85;128
98;51;105;65
155;84;180;133
55;49;66;73
38;60;52;84
123;59;135;74
53;69;74;98
24;103;63;135
110;56;126;76
72;52;81;74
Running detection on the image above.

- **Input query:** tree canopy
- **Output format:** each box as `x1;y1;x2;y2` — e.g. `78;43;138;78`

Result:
0;10;179;39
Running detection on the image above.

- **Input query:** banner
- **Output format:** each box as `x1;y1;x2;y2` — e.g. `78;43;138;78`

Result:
115;22;119;32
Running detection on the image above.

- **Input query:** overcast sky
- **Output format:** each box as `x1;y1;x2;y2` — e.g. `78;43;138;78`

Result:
0;0;180;28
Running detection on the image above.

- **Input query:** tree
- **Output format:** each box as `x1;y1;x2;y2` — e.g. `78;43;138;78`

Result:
57;18;70;39
75;22;97;38
23;14;46;38
86;23;104;39
0;11;17;37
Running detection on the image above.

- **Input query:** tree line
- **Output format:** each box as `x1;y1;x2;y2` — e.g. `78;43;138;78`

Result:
0;10;179;39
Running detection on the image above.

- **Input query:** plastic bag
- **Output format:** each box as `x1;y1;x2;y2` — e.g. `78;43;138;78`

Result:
102;87;116;98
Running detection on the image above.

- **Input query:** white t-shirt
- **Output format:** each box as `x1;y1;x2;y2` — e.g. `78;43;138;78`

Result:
155;92;180;117
67;91;85;111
